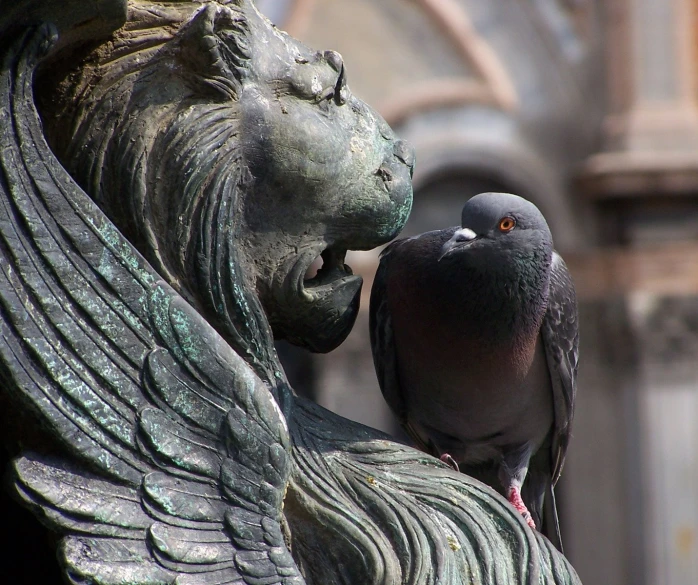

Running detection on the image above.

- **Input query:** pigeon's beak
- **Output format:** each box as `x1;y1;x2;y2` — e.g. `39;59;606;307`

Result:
439;227;478;261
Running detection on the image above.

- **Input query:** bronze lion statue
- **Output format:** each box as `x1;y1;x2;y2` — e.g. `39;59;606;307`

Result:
37;0;414;359
0;1;581;584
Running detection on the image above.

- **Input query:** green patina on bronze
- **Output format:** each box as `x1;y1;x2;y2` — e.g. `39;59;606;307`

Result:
0;2;580;584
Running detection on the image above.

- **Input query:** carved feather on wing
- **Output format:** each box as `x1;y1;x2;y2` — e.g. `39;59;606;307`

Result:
0;24;302;585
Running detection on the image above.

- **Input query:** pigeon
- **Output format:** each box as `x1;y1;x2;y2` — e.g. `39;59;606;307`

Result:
369;192;578;551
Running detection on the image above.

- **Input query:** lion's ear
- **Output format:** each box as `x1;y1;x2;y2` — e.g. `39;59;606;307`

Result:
175;3;250;100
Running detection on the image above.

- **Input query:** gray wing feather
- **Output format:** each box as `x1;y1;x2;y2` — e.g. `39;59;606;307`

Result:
370;240;436;453
1;25;302;585
369;243;406;422
541;252;579;485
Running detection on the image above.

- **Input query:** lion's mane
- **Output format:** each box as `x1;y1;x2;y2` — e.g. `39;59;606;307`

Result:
39;1;279;380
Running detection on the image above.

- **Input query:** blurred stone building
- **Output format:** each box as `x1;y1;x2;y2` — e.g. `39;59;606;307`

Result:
260;1;698;584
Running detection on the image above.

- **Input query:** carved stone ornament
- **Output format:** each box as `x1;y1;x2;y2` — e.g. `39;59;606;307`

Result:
0;1;581;583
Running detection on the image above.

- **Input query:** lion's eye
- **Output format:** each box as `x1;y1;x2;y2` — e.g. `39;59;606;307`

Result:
316;87;336;113
317;87;335;102
498;217;516;232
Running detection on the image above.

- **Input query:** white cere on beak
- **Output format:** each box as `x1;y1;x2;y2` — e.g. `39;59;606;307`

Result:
453;228;477;242
438;227;479;261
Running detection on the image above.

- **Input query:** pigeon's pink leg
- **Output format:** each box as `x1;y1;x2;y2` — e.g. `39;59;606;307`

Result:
507;486;536;529
439;453;460;472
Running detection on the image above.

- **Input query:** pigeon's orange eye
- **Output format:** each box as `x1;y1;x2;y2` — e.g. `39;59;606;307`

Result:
498;217;516;232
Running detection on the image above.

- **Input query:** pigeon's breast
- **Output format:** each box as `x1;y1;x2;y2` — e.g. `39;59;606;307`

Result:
387;256;553;454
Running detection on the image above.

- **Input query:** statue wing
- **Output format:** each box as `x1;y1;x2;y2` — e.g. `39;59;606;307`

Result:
0;26;302;585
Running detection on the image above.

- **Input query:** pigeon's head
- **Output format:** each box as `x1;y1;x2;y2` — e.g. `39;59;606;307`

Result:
439;192;553;269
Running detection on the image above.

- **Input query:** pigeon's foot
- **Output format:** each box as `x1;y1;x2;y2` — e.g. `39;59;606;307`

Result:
439;453;460;472
507;486;536;529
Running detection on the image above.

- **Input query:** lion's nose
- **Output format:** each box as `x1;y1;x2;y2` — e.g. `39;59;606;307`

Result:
393;140;415;176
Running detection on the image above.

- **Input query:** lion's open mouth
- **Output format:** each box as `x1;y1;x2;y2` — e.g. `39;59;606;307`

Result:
303;247;357;291
270;242;363;353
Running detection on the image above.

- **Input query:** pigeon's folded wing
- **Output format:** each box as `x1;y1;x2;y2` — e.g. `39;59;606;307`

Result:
541;252;579;485
369;243;406;423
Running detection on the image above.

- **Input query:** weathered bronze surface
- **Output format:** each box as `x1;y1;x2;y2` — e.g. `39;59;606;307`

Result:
0;1;581;583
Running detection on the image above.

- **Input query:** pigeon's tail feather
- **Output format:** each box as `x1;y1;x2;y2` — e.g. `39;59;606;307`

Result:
542;482;563;553
520;448;563;552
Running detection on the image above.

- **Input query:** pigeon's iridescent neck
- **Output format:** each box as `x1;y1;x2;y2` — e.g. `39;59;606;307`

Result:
441;249;551;344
